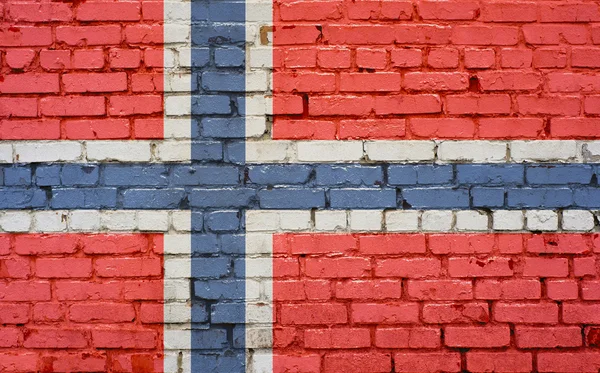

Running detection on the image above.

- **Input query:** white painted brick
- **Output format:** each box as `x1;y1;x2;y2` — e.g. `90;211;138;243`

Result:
562;210;595;231
0;144;12;162
246;1;272;22
315;210;347;231
164;49;176;69
164;234;191;255
582;141;600;161
245;327;272;348
87;141;152;162
247;303;272;324
164;279;190;301
246;116;267;138
163;330;190;350
165;95;192;116
68;210;100;231
165;118;192;139
15;142;82;163
246;258;272;278
385;210;419;231
0;211;31;232
164;258;191;278
164;24;190;44
246;141;290;163
279;211;311;231
365;141;435;162
164;303;191;323
177;48;193;68
249;352;272;373
249;47;273;68
350;210;383;231
421;210;453;231
438;141;507;163
526;210;559;231
247;279;261;300
246;233;273;255
164;1;191;22
511;141;578;162
33;211;68;232
171;211;191;231
246;95;268;116
455;210;489;231
138;211;169;231
157;141;191;161
297;141;363;162
492;210;524;230
100;211;137;231
164;351;190;373
166;73;192;92
246;210;281;231
247;71;269;92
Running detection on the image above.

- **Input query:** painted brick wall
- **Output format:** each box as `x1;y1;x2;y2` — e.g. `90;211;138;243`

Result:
2;0;600;372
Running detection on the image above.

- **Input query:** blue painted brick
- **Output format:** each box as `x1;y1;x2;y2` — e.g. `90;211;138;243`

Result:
35;166;61;186
192;25;245;46
192;141;223;161
526;165;593;185
220;234;244;254
4;166;31;186
191;304;209;323
201;118;245;138
403;188;470;208
202;72;245;92
192;234;220;254
471;187;505;208
208;2;245;22
316;165;383;186
191;329;229;349
507;188;573;208
51;188;117;209
457;164;524;185
329;189;397;209
387;166;417;185
121;188;186;209
233;326;245;348
192;258;230;279
102;165;169;186
172;165;239;186
192;354;245;373
205;211;240;232
225;141;245;164
0;188;46;209
574;188;600;208
191;212;204;232
61;165;98;186
210;303;244;324
258;188;326;209
192;96;231;115
248;165;312;185
191;48;210;67
191;2;208;22
215;47;244;67
195;280;244;300
389;165;453;185
190;188;255;208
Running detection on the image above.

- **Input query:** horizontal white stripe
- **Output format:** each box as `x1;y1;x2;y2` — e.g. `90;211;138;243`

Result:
245;140;600;164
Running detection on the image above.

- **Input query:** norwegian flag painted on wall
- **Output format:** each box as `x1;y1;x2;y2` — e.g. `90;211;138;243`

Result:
2;0;600;372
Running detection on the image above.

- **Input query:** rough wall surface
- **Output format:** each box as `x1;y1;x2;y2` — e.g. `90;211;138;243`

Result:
1;0;600;372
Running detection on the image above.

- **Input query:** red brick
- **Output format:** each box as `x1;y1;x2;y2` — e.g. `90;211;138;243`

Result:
422;302;489;323
446;94;512;114
539;2;600;22
410;118;475;139
5;49;35;69
317;48;351;69
347;0;413;20
65;119;130;140
323;352;391;373
280;304;347;325
574;257;597;277
479;71;541;91
284;47;317;68
359;234;426;254
533;48;568;68
0;97;38;118
275;72;336;93
304;328;370;349
134;119;163;139
323;25;396;45
0;26;52;47
142;1;162;20
395;25;452;44
340;73;401;92
0;304;29;324
69;303;136;323
538;352;600;372
517;95;580;116
394;352;461;373
0;119;60;140
523;257;569;277
448;257;514;277
466;352;532;373
445;325;510;347
501;48;532;68
563;303;600;324
419;0;479;20
339;119;406;139
56;26;122;46
452;25;519;45
47;353;107;373
275;280;331;301
288;234;357;254
428;48;459;68
139;303;162;323
375;258;441;278
144;48;165;67
355;48;387;69
586;326;600;347
375;327;440;348
548;72;600;93
479;118;544;139
274;25;322;45
494;302;558;323
481;1;537;22
14;234;79;255
475;279;541;300
55;281;122;301
585;96;600;115
63;73;127;93
6;2;72;22
273;95;304;115
33;303;64;322
123;280;163;300
0;328;20;348
408;280;473;300
552;118;600;139
464;48;495;69
391;48;422;67
0;235;9;256
522;25;588;45
0;73;59;94
273;258;300;278
278;1;342;21
95;258;161;278
272;120;336;140
81;234;148;255
92;329;156;349
40;50;71;70
36;258;92;278
72;50;105;69
582;281;600;300
41;96;106;117
24;329;87;348
132;73;163;92
351;303;419;324
0;353;37;372
273;355;321;373
547;280;579;300
375;94;442;114
77;1;141;21
0;281;51;301
335;280;401;300
305;257;370;278
404;72;469;91
516;326;582;348
498;234;524;254
0;257;30;278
